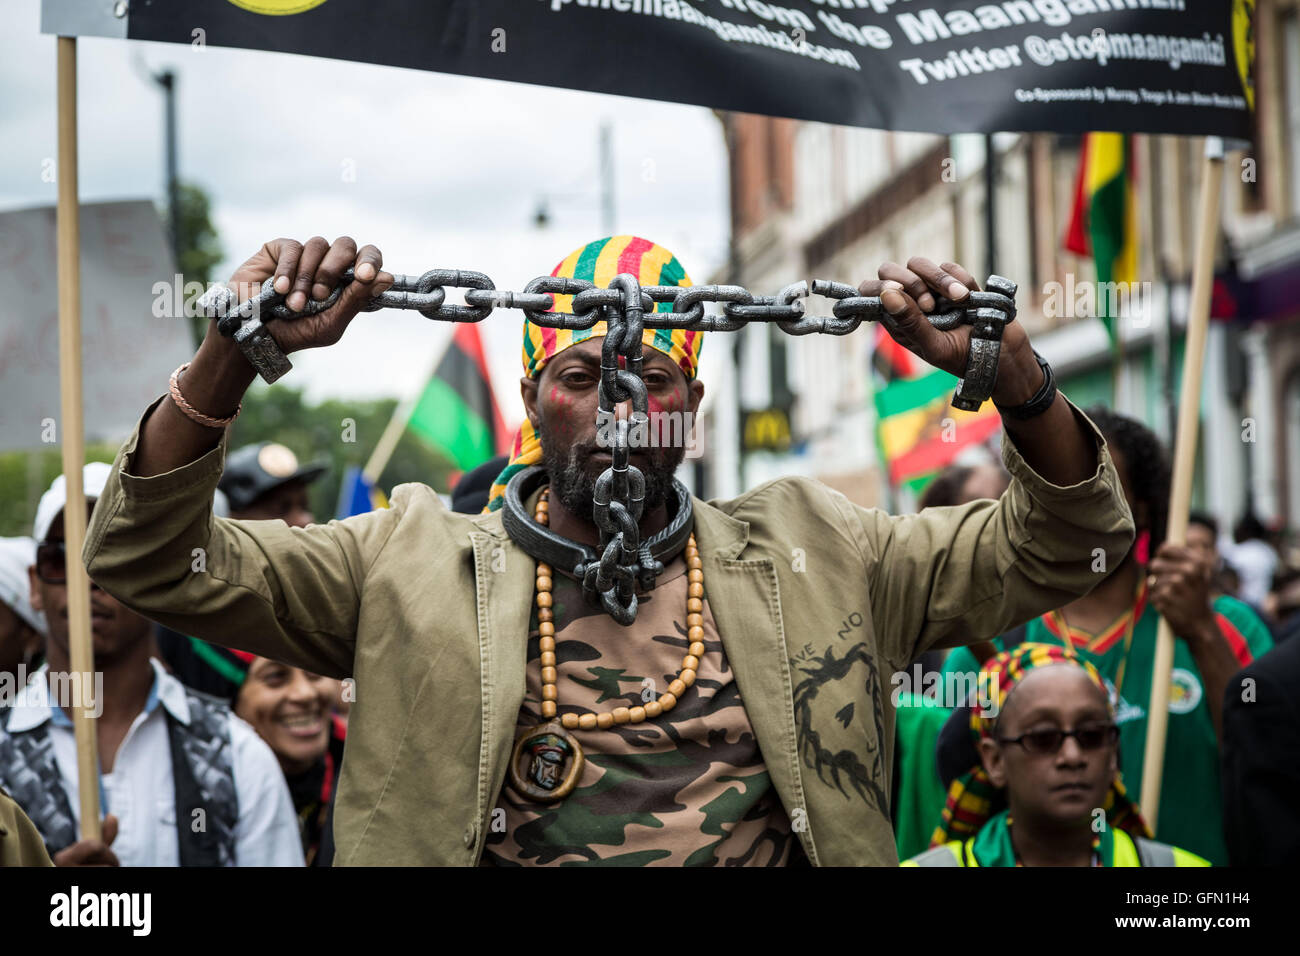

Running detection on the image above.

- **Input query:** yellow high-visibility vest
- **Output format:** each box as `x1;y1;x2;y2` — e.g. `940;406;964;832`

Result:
903;830;1209;867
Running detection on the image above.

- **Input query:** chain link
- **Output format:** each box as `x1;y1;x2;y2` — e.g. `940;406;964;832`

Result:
205;265;1017;622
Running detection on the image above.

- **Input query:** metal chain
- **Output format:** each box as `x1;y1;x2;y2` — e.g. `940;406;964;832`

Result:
201;269;1017;398
201;266;1017;623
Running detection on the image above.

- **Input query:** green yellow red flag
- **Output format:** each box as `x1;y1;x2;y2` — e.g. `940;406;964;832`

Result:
1064;132;1139;345
871;326;1001;492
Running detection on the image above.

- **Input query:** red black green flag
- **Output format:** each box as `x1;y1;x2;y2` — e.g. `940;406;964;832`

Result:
406;323;508;472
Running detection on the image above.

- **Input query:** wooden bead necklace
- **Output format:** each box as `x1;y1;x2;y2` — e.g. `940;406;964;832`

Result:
507;486;704;802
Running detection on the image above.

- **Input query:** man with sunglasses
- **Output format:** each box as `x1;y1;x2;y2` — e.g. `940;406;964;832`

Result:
0;463;304;866
908;645;1207;866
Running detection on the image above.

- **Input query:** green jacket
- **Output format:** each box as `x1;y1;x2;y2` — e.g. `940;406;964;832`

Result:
84;396;1133;866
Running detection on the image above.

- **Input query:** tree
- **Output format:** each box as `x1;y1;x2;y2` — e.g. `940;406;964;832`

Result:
0;445;119;538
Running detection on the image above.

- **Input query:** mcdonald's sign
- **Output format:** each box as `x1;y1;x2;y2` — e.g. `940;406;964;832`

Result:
743;408;792;453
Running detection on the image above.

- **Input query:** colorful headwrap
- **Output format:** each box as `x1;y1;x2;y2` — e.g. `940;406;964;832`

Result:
930;642;1150;847
486;235;702;511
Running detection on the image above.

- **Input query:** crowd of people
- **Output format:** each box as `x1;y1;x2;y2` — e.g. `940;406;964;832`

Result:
0;444;345;866
0;234;1294;867
894;410;1296;867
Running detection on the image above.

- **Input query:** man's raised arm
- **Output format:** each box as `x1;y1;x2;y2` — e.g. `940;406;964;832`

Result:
83;238;396;676
849;257;1135;665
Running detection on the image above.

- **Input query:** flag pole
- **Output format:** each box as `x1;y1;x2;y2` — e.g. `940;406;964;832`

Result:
361;329;455;486
1139;136;1224;830
56;35;102;842
1111;321;1126;408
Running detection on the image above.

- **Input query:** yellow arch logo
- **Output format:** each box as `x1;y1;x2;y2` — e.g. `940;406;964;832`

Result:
226;0;328;14
1232;0;1256;110
744;410;791;451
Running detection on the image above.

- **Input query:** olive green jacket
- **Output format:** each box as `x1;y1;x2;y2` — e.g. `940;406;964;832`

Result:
0;787;54;866
84;395;1133;866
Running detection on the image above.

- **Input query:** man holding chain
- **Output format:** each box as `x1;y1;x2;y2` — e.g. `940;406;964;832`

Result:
83;234;1133;865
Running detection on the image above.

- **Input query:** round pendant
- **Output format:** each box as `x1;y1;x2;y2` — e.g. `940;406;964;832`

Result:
508;720;586;801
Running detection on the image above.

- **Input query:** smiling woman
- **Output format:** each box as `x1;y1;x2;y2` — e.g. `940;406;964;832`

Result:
232;656;346;865
234;658;339;777
157;629;347;865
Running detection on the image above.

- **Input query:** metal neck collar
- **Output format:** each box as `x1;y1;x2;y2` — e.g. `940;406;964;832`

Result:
500;465;695;592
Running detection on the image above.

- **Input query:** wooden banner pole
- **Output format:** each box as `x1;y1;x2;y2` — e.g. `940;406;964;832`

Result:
56;35;102;842
1139;136;1225;830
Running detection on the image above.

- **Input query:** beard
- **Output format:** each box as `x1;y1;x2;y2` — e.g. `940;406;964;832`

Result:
538;421;685;522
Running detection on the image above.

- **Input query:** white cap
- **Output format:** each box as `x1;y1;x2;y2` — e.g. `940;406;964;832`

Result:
0;536;46;636
33;461;115;543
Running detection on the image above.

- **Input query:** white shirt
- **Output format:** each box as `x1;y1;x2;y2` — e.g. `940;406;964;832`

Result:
6;658;304;867
1222;538;1278;609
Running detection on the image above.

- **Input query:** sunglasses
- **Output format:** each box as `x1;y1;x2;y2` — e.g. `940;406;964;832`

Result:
997;723;1119;756
35;539;69;585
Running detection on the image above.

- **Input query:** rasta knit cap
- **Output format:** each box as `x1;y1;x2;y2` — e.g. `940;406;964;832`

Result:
485;235;701;512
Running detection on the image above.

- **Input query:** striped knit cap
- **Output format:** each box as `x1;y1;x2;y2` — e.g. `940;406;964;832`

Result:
930;643;1150;846
486;235;701;511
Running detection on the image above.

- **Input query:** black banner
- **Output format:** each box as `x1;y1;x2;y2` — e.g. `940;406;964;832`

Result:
114;0;1256;137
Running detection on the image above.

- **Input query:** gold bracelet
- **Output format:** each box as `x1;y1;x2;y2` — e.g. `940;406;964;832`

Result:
168;363;241;429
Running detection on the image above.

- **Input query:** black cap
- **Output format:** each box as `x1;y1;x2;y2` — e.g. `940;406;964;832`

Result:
450;454;511;515
219;442;327;512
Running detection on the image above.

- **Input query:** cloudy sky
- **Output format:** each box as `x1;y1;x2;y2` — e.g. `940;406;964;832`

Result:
1;2;729;427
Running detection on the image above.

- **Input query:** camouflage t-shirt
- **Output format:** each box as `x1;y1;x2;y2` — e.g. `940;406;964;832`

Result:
482;553;795;866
